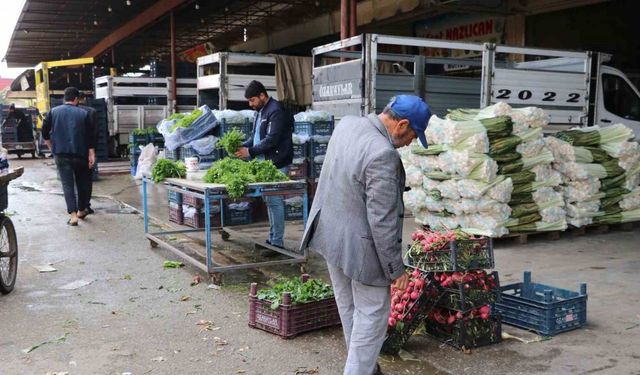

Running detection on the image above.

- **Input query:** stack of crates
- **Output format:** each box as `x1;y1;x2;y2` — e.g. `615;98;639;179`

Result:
1;118;18;143
218;118;253;158
180;145;221;170
290;115;334;203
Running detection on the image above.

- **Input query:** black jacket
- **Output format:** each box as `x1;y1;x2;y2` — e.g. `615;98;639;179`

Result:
42;104;95;158
243;97;293;169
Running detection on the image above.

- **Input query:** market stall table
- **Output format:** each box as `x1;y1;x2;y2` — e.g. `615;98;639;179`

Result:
142;175;309;276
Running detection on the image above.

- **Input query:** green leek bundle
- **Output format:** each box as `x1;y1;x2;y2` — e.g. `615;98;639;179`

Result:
493;152;521;164
511;174;561;196
489;128;542;156
505;171;536;185
593;208;640;225
508;219;567;233
444;113;513;139
411;144;445;156
573;146;613;163
554;124;633;146
506;213;543;228
498;149;554;174
510;198;564;219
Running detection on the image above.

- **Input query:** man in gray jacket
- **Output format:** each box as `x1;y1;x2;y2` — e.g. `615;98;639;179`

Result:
300;95;431;375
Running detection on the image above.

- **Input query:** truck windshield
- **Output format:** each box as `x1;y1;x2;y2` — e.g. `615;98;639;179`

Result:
603;73;640;121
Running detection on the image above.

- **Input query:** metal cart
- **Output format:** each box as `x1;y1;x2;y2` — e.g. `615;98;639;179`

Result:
142;176;309;277
0;167;23;294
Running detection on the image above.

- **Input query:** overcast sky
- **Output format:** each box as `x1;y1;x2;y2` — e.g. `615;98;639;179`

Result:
0;0;28;79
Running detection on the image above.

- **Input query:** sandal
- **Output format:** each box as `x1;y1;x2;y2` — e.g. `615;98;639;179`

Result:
67;219;78;226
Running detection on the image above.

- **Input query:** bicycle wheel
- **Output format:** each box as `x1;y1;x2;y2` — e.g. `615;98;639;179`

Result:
0;217;18;294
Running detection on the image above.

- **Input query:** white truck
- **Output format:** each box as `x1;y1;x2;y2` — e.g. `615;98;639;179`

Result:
311;34;640;137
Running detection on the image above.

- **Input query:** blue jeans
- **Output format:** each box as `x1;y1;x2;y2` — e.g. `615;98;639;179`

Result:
264;167;288;247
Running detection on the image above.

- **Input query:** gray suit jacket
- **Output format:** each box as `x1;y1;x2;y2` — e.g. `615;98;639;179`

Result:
300;114;406;286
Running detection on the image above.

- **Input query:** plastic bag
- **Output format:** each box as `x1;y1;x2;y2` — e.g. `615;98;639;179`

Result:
229;201;251;211
213;109;245;124
157;118;177;137
183;205;197;218
188;135;219;155
292;133;311;145
311;135;331;143
164;105;218;151
294;110;332;123
284;196;304;207
240;110;256;122
134;143;157;180
314;155;325;164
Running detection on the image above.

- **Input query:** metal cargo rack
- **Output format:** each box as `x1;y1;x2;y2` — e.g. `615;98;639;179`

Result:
196;52;279;110
312;34;593;129
142;175;309;277
95;76;197;144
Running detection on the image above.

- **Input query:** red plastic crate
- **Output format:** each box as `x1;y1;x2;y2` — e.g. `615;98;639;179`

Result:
168;202;183;225
288;161;308;180
183;204;222;228
182;193;203;208
248;277;341;339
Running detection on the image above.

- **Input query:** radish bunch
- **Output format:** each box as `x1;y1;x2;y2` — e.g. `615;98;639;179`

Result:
387;269;435;330
432;270;497;291
427;305;492;325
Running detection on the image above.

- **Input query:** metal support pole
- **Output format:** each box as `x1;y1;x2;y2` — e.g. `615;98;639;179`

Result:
170;10;177;114
340;0;349;40
349;0;357;37
143;178;149;234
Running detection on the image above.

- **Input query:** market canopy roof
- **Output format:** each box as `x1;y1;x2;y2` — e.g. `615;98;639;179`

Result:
4;0;340;68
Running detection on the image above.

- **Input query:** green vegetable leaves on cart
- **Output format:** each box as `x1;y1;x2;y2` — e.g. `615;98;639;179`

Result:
163;260;185;268
151;159;186;183
216;129;246;155
257;277;334;310
203;158;288;199
169;108;203;133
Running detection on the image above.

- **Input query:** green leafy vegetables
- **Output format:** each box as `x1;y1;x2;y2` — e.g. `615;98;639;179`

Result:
203;158;288;199
216;129;246;155
151;158;186;183
257;277;335;310
168;108;203;132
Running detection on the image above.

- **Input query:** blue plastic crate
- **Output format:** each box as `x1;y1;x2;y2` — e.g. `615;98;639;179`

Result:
495;271;587;336
129;133;149;145
164;148;180;161
310;141;328;158
223;201;253;226
220;119;252;138
168;190;183;204
293;122;313;135
310;161;323;178
292;143;308;159
181;145;221;166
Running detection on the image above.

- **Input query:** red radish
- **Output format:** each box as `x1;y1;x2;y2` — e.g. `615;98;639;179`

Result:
388;317;396;326
408;281;415;288
447;315;456;325
410;291;419;300
402;293;410;300
412;270;420;278
479;305;490;315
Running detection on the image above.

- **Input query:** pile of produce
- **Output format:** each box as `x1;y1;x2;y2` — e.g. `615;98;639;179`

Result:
387;269;435;331
203;158;288;199
256;277;334;309
168;108;203;132
216;129;246;155
546;124;640;226
151;158;186;183
402;102;565;236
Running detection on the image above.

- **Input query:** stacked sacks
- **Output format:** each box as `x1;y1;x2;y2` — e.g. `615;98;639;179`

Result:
446;103;566;234
546;124;640;226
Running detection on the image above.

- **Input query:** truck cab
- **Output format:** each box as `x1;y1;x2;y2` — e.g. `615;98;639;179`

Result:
598;65;640;136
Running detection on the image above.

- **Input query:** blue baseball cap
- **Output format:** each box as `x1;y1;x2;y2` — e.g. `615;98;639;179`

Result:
388;95;431;148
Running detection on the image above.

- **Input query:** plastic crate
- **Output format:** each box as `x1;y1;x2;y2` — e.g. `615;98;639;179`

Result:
129;133;149;145
248;275;341;339
285;202;304;221
224;201;253;226
168;190;183;204
406;237;494;272
425;312;502;349
288;161;308;180
310;162;323;178
182;194;203;208
221;119;252;137
164;148;180;161
310;141;328;158
180;145;221;166
293;122;313;135
150;133;164;144
292;143;308;159
183;206;222;229
381;272;440;355
294;120;334;136
495;271;587;336
168;202;184;225
433;271;500;312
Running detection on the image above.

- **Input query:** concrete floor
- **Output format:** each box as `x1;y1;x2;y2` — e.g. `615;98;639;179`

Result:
1;157;639;375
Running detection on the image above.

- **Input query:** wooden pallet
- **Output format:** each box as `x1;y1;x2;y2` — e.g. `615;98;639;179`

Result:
569;221;636;236
497;230;561;245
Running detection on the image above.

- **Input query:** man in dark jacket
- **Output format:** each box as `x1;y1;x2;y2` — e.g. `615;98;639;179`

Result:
42;87;96;226
235;80;293;255
78;92;98;216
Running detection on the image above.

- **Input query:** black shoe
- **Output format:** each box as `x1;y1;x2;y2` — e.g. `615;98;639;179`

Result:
373;363;384;375
86;207;95;215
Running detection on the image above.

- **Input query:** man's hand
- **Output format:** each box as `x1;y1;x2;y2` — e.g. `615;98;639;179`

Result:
88;149;96;169
234;147;250;160
392;272;410;291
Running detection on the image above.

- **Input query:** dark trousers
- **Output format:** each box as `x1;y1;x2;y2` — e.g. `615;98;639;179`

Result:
86;167;94;209
55;155;90;214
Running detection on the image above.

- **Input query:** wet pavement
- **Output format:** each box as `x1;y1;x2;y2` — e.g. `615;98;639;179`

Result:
2;157;640;375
